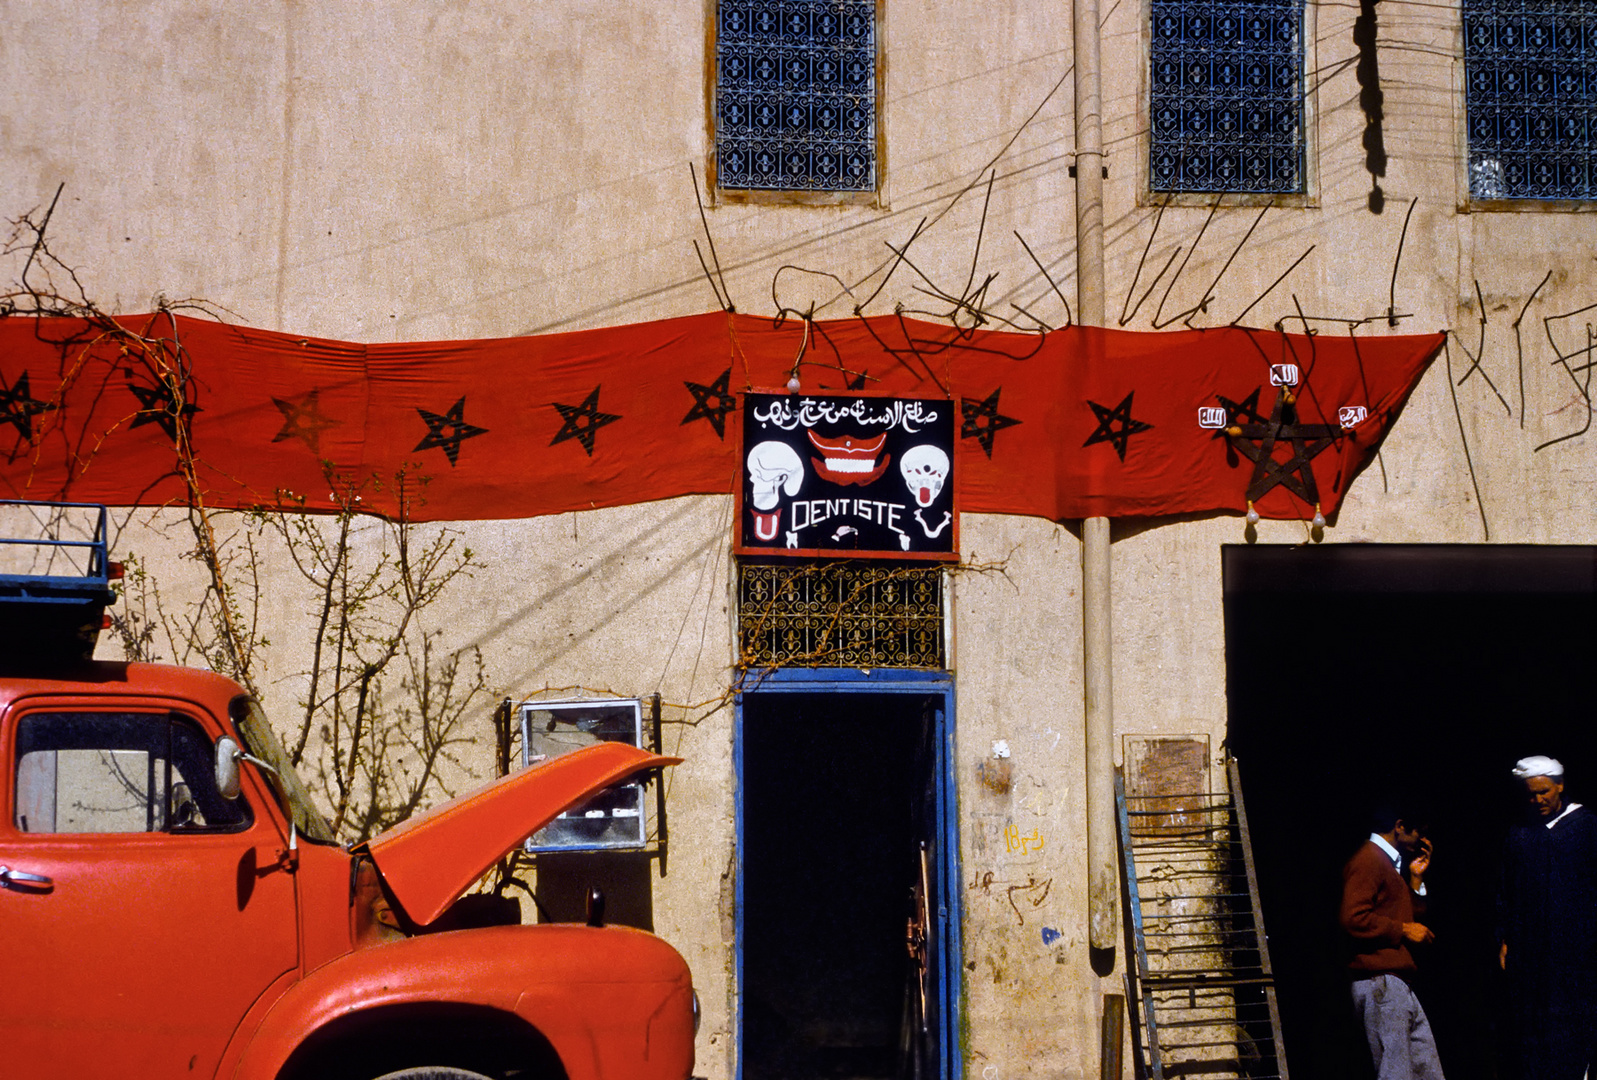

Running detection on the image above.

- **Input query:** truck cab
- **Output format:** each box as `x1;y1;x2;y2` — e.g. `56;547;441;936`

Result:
0;502;697;1080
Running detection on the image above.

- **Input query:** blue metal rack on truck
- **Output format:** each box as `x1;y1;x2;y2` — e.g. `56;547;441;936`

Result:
0;500;119;661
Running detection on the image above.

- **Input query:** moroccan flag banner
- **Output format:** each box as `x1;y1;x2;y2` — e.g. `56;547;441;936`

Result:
0;312;1442;524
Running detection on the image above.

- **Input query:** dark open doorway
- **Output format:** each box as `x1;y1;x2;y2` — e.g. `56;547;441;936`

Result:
738;680;955;1080
1224;545;1597;1080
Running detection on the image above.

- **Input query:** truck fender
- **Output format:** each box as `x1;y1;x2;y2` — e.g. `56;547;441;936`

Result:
228;923;690;1080
228;930;576;1080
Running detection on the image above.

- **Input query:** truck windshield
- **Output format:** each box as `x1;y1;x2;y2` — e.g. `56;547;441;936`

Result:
232;697;337;844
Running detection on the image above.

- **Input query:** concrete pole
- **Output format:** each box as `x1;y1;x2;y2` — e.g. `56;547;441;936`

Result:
1074;0;1105;331
1074;0;1118;955
1083;515;1115;951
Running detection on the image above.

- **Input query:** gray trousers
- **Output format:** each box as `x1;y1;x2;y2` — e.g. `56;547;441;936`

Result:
1350;973;1445;1080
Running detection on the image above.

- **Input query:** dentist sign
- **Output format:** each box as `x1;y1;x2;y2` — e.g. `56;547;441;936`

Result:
737;391;958;560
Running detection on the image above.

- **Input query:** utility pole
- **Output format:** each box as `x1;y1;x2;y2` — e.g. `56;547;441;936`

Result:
1074;0;1116;964
1076;4;1123;1073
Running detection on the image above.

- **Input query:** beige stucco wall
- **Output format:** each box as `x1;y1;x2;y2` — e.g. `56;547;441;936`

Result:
4;1;1596;1077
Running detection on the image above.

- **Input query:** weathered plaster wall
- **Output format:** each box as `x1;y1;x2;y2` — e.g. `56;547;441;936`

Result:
4;0;1596;1077
953;515;1094;1076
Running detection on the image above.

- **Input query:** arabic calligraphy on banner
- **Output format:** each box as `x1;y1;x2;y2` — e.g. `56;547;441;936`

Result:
737;390;958;560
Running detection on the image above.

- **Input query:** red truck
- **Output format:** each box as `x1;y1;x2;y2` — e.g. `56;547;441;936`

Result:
0;502;698;1080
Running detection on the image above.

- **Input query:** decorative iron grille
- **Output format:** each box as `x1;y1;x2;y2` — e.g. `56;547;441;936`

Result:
715;0;876;192
738;560;944;669
1149;0;1305;194
1464;0;1597;200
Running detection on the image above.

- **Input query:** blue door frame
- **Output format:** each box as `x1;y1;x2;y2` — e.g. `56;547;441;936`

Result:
733;668;963;1080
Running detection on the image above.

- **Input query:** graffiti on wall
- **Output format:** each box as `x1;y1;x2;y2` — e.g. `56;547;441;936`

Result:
1004;821;1045;855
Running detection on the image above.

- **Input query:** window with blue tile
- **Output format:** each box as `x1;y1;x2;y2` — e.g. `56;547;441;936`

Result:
715;1;877;193
1465;0;1597;201
1149;0;1305;195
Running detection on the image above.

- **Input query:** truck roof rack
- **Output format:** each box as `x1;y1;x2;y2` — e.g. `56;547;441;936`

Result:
0;500;117;662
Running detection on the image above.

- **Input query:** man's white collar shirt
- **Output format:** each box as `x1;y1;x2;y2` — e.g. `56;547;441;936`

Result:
1370;832;1425;896
1547;801;1583;829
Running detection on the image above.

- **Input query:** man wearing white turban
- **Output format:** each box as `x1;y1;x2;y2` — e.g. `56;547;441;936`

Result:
1497;755;1597;1080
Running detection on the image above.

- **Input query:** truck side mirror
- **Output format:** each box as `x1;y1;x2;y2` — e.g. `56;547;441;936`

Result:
216;737;241;800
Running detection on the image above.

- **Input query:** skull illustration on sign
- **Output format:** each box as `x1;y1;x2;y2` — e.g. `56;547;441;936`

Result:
900;445;949;508
747;440;805;542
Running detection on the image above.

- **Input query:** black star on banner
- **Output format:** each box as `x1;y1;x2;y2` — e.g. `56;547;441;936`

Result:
414;396;488;467
0;372;56;443
1225;387;1341;505
682;368;736;439
1213;387;1267;439
960;387;1022;458
128;379;200;443
551;385;621;456
1213;386;1268;466
272;390;338;454
1083;391;1153;461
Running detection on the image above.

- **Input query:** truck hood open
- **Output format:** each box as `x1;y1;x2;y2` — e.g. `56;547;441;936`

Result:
363;742;680;926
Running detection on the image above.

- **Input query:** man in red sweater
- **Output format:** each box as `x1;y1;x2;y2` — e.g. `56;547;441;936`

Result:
1339;804;1444;1079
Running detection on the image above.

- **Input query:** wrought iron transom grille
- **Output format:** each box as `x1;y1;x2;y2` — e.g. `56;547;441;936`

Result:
1149;0;1305;194
1465;0;1597;200
715;1;877;192
738;560;944;669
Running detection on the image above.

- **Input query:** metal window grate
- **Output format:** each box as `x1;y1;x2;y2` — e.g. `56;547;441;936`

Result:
1149;0;1305;194
1465;0;1597;200
715;0;877;192
737;560;944;669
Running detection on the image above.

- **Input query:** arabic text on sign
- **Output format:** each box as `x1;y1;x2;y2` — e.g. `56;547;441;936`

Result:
752;396;941;434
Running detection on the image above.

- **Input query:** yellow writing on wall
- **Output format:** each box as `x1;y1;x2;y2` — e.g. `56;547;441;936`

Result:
1004;821;1045;855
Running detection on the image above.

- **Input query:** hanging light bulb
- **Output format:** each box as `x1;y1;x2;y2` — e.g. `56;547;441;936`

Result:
1245;501;1260;526
786;375;801;393
1312;503;1326;529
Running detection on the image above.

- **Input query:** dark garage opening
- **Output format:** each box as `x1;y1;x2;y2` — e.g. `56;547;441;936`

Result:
740;693;934;1080
1224;544;1597;1080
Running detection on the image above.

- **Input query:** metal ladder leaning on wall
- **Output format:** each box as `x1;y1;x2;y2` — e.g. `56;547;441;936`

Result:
1115;758;1288;1080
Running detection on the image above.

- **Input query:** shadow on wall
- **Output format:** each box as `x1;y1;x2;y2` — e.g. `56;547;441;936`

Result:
1355;0;1388;213
532;850;657;930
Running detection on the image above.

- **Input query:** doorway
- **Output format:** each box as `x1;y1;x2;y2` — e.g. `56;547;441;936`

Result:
1223;544;1597;1080
737;672;959;1080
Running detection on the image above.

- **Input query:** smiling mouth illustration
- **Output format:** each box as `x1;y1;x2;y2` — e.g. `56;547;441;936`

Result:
807;430;892;486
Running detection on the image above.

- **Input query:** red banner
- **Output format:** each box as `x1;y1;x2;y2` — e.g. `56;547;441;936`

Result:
0;312;1442;523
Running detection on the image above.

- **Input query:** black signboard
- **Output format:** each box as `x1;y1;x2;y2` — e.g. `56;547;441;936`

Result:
737;390;957;560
